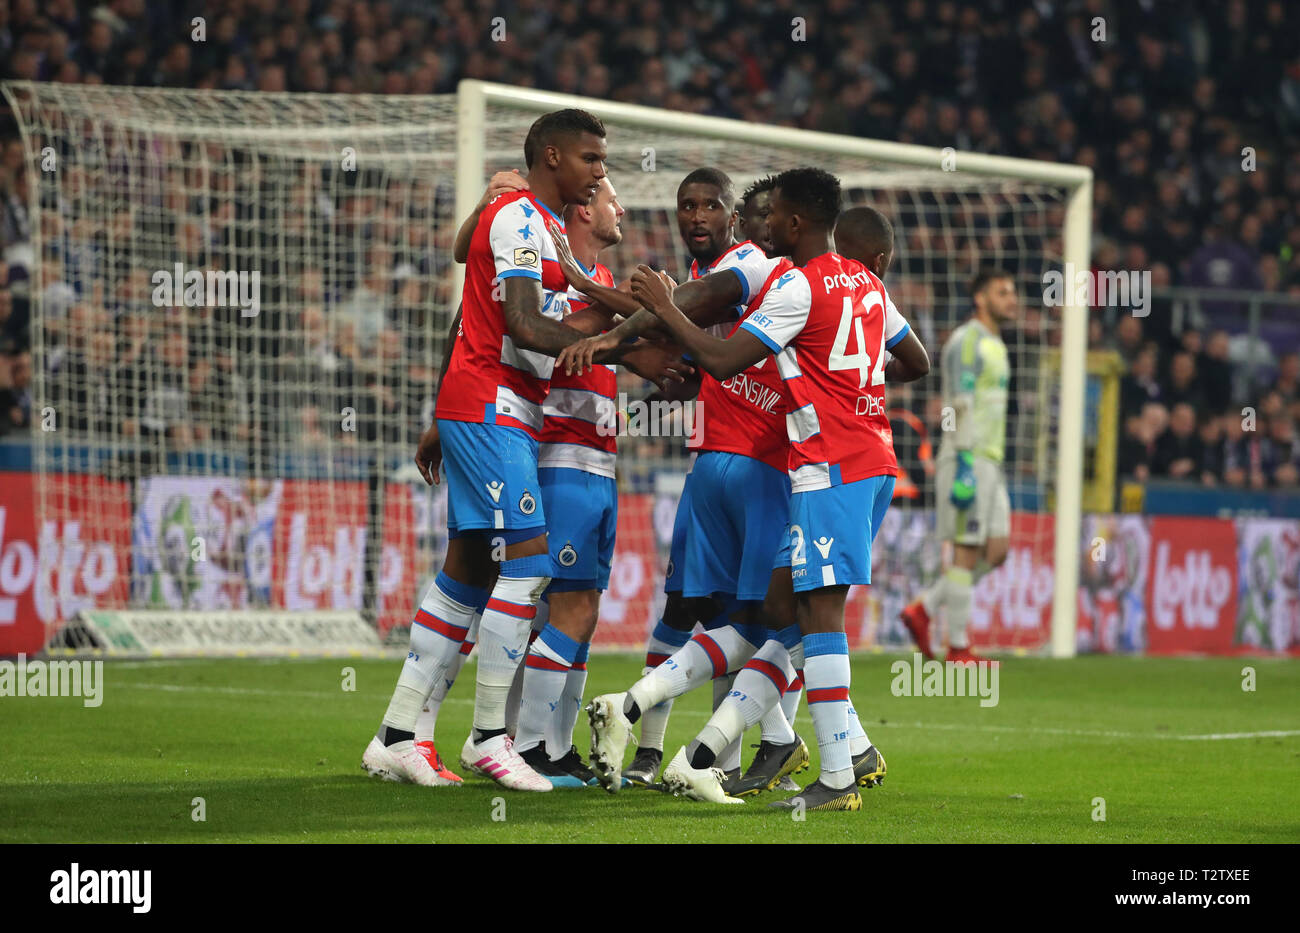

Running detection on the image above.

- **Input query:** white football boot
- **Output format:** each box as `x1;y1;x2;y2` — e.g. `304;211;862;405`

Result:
586;692;634;792
362;736;458;787
460;733;552;792
662;747;744;804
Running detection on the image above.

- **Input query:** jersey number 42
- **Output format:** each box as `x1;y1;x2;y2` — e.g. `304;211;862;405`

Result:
829;293;886;388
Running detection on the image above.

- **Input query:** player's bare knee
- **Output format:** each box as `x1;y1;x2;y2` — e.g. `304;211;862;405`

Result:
504;532;548;562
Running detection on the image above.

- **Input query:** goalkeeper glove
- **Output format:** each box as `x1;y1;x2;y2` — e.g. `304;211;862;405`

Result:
951;450;977;509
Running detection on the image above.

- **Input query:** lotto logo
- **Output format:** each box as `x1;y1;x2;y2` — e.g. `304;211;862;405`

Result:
1151;540;1232;631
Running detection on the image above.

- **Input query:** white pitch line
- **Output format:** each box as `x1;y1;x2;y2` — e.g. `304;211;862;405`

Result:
111;682;1299;742
842;720;1300;741
116;681;340;700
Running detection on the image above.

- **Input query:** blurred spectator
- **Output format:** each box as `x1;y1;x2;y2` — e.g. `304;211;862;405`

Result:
1264;416;1300;487
1152;403;1203;480
1120;345;1162;421
1118;412;1155;482
1198;415;1225;485
1222;411;1268;490
1198;329;1235;413
1271;352;1300;408
1111;315;1145;365
1162;352;1206;411
0;349;31;433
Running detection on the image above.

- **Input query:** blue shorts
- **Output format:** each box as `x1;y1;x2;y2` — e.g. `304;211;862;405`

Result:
439;419;546;540
664;472;693;594
684;451;791;603
782;474;895;593
540;467;617;592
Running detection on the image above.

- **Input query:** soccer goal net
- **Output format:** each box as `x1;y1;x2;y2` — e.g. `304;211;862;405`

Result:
4;79;1090;658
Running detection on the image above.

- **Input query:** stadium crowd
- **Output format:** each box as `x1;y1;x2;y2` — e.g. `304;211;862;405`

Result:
0;0;1297;494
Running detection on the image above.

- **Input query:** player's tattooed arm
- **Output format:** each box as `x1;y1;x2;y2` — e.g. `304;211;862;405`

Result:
563;307;616;336
501;276;610;356
630;266;767;381
884;330;930;383
556;272;741;375
452;170;530;263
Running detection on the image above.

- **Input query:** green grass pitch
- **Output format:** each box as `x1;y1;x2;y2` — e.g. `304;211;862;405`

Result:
1;654;1297;843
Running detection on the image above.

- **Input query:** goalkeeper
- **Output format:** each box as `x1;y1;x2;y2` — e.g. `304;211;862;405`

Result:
900;269;1017;664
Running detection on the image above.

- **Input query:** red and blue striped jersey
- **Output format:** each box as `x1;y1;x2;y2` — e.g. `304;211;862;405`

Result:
436;190;570;438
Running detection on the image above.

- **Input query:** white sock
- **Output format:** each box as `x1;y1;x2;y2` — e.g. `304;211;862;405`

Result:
713;674;742;771
627;626;758;716
415;614;479;742
637;667;675;751
847;699;871;756
803;632;853;790
780;669;802;731
550;642;589;758
381;574;482;737
504;607;546;739
638;620;690;750
922;574;948;617
944;567;975;650
473;557;550;736
515;623;581;754
747;640;798;745
694;639;796;765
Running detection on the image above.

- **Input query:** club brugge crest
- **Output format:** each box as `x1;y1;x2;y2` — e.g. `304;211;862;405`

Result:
558;544;578;567
665;559;674;579
519;490;536;515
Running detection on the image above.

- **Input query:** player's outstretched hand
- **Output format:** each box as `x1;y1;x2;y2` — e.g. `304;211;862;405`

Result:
557;331;619;376
415;421;442;486
622;342;693;392
547;223;590;290
629;265;678;317
480;169;528;209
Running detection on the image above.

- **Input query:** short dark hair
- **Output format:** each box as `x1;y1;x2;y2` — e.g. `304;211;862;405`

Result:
677;167;736;210
834;206;894;257
524;108;606;169
970;267;1014;297
771;167;841;228
740;174;778;208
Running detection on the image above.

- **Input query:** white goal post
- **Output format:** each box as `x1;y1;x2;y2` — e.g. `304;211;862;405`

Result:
455;80;1092;658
